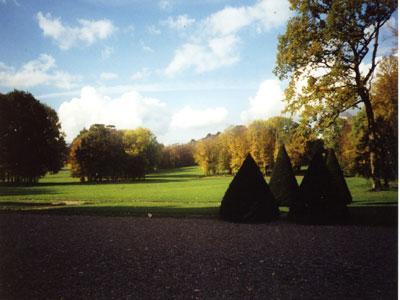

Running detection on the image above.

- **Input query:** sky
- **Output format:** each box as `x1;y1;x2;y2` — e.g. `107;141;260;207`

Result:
0;0;396;144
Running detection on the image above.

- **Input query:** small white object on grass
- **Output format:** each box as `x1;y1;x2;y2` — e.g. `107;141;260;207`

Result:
147;213;153;218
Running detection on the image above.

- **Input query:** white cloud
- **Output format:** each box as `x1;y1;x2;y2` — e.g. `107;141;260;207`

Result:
37;12;116;50
100;72;118;80
58;86;170;142
147;25;161;35
170;106;228;129
0;0;20;5
101;46;114;59
159;0;172;11
0;54;77;89
131;68;151;80
140;40;155;53
163;15;195;30
165;34;239;75
204;0;290;36
165;0;290;75
159;105;229;144
241;79;285;122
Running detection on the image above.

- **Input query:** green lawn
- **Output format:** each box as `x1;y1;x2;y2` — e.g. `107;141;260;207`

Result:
0;166;397;217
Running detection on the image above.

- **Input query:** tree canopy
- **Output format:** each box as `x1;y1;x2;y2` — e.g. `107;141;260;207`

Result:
274;0;397;190
0;90;67;184
69;125;162;182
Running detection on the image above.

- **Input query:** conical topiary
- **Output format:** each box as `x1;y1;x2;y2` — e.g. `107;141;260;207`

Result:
269;144;299;207
219;153;279;222
326;148;352;204
289;150;348;224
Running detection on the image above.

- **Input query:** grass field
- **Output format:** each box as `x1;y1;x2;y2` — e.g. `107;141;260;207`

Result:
0;166;397;218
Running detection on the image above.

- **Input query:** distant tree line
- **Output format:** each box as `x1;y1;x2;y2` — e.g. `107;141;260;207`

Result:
0;55;396;188
193;55;397;189
159;142;196;169
0;91;67;184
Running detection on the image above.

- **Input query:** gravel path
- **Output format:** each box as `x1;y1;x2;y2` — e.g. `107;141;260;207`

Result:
0;214;397;299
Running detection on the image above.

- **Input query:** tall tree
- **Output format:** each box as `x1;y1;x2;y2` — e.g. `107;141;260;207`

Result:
274;0;397;190
122;128;163;172
225;126;250;174
194;135;220;176
0;90;67;184
247;120;275;175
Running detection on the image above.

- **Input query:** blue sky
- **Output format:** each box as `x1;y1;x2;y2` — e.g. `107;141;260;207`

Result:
0;0;396;144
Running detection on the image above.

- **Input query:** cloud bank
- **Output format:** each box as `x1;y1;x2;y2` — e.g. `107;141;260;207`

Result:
241;79;285;122
0;54;77;89
37;12;116;50
58;87;229;144
165;0;290;76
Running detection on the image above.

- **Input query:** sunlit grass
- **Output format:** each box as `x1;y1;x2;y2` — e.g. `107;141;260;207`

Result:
0;166;397;217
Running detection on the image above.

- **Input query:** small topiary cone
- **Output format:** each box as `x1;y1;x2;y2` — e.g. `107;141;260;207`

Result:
290;150;347;224
219;153;279;223
326;148;352;204
269;144;299;207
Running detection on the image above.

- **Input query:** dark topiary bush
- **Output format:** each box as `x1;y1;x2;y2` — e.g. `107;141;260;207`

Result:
219;154;279;222
269;144;299;207
326;148;352;204
289;150;348;224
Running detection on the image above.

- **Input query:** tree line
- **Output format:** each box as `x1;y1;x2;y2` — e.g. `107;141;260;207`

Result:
0;90;195;184
193;56;397;188
0;59;396;187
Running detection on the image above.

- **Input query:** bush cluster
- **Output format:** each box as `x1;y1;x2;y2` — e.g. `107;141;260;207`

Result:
220;147;352;224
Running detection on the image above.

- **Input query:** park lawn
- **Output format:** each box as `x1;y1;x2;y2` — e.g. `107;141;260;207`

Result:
0;166;397;217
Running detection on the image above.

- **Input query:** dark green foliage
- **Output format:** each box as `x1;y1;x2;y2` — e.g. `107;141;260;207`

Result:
0;90;67;184
326;149;352;204
290;150;348;224
71;124;146;182
269;144;299;207
220;154;279;223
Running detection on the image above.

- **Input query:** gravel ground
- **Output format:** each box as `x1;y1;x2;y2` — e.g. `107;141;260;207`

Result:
0;214;397;299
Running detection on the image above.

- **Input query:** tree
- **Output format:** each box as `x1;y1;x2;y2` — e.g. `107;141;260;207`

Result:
371;55;398;185
160;142;195;169
274;0;397;190
247;120;275;175
269;144;299;207
73;124;126;182
69;131;86;182
194;134;220;175
220;154;279;222
122;128;162;172
225;126;250;174
322;117;357;176
0;90;67;184
350;56;398;186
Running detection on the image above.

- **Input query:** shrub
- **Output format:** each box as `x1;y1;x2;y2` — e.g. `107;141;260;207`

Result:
290;150;348;224
269;144;299;207
219;154;279;222
326;149;352;204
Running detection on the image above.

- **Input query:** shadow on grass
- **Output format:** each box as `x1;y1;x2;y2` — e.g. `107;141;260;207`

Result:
36;177;201;187
352;201;398;206
348;206;397;226
0;205;220;218
0;204;396;226
0;201;58;207
0;187;58;196
147;173;203;180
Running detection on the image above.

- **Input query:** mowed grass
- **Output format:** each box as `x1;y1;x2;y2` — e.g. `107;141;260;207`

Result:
0;166;397;217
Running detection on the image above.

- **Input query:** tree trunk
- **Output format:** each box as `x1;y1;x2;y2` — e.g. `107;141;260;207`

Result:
363;92;382;191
